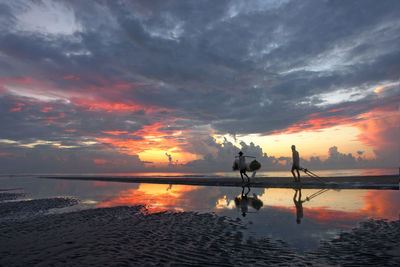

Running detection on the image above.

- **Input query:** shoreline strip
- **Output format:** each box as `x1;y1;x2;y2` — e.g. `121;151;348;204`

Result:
40;175;400;190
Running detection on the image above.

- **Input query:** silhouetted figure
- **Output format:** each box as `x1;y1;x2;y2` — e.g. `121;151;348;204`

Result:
234;185;263;217
238;151;250;183
240;185;250;216
293;189;306;224
291;145;301;182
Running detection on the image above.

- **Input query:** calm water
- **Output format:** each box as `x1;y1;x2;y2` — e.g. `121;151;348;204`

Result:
1;169;399;253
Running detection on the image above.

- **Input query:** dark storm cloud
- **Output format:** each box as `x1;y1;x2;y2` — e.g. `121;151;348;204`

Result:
0;0;399;172
2;0;399;126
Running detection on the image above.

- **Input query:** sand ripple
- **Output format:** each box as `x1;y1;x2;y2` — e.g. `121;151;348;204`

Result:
0;196;78;222
0;195;399;266
308;219;400;266
0;205;307;266
0;191;25;202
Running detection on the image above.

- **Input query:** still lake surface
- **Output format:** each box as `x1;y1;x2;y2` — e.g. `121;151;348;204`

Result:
1;168;399;253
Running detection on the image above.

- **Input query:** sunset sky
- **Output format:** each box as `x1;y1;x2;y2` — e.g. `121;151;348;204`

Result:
0;0;399;173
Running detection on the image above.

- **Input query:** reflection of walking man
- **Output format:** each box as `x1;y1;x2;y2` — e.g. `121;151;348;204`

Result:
291;145;300;182
293;189;306;224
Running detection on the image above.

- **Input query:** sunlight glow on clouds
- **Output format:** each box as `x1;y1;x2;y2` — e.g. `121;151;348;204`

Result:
0;0;399;173
216;125;375;160
0;138;77;149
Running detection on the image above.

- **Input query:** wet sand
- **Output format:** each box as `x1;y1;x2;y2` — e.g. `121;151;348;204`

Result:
41;175;400;189
1;191;399;266
309;219;400;266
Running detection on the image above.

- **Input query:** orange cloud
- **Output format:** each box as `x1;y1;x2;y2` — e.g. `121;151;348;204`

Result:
278;97;399;160
282;114;354;134
354;102;399;156
73;98;146;113
96;121;195;163
101;131;129;135
281;96;399;136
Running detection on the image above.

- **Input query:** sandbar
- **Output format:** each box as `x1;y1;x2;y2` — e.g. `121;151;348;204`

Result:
40;175;400;190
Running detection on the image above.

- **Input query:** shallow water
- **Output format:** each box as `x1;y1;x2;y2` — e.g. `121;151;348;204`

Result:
1;170;399;253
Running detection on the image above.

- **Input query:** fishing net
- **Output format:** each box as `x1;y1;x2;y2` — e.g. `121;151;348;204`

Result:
248;160;261;171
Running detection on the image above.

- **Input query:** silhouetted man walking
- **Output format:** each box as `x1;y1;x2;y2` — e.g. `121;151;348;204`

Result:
291;145;300;182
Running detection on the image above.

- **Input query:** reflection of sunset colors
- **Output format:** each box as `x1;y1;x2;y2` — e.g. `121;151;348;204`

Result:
216;195;236;210
218;188;400;224
302;190;400;226
97;184;200;212
361;190;400;220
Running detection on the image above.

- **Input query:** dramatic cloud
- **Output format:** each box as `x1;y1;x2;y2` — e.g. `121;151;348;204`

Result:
0;0;399;173
180;137;391;172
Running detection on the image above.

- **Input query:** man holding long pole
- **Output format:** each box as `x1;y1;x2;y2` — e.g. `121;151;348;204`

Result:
291;145;301;182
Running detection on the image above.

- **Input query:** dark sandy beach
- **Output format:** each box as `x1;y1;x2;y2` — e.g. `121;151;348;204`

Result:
1;190;399;266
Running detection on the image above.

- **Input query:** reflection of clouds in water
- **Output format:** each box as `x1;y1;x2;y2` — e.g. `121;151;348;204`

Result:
215;195;236;210
299;189;400;224
213;188;390;252
362;190;400;220
259;188;366;212
96;184;201;212
2;176;399;254
214;187;399;240
233;187;264;217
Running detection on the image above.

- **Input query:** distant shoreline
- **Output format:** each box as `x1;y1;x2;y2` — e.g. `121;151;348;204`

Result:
40;175;399;190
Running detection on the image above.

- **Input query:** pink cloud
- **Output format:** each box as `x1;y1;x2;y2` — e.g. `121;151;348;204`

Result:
9;102;25;112
63;75;80;80
0;75;167;115
40;106;54;113
101;131;129;135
